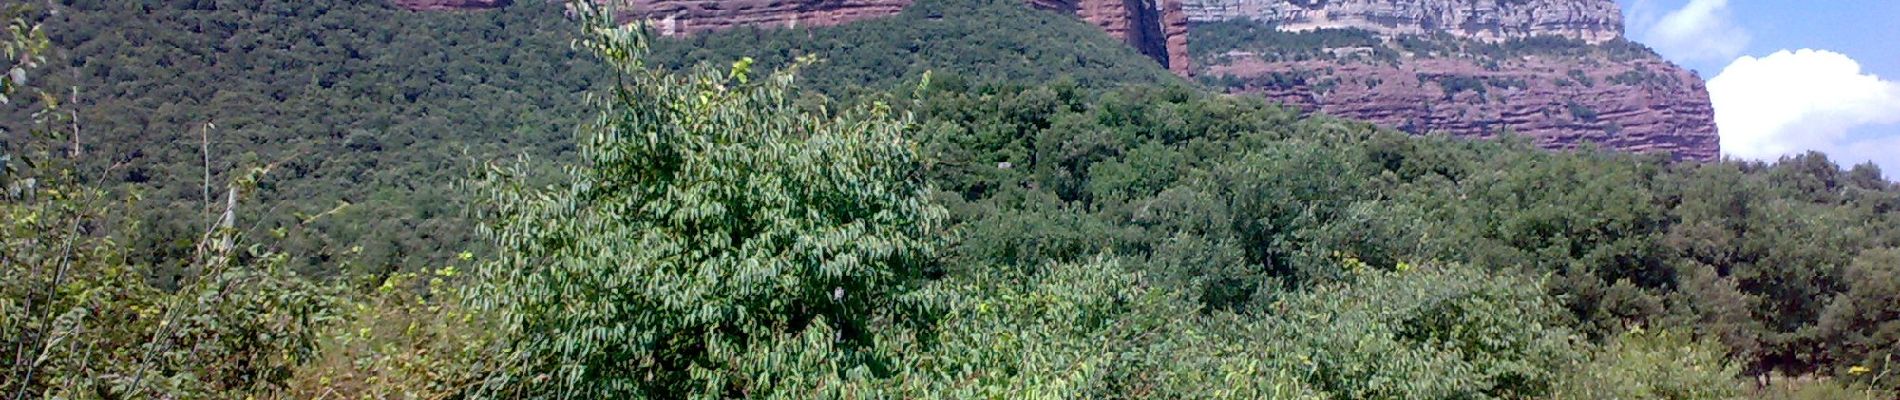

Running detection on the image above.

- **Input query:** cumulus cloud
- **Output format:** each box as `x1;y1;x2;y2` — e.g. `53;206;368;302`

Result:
1638;0;1750;63
1708;49;1900;172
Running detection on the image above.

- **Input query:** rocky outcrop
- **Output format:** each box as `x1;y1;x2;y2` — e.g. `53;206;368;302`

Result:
391;0;1190;76
1162;1;1191;74
391;0;512;11
1052;0;1192;75
1189;0;1718;160
1204;54;1719;160
1183;0;1623;44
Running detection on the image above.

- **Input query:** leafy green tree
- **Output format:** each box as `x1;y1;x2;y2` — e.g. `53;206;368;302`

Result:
465;6;943;397
1819;248;1900;389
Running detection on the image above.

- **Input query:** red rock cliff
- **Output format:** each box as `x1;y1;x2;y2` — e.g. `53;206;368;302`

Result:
1049;0;1192;75
1205;54;1719;161
1184;1;1716;160
391;0;1190;76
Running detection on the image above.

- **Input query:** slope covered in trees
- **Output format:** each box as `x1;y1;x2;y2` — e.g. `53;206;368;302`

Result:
1;0;1174;280
3;1;1898;398
646;0;1181;96
908;82;1900;388
6;0;601;279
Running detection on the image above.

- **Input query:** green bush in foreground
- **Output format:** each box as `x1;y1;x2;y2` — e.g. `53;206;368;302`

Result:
464;5;944;397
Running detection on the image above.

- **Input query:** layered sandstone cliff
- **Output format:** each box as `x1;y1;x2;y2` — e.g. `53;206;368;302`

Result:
1187;0;1715;160
391;0;1191;76
1204;50;1719;161
1182;0;1623;43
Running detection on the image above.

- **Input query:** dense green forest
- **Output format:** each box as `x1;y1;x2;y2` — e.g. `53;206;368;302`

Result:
5;0;601;281
647;0;1180;96
4;0;1899;398
0;0;1172;282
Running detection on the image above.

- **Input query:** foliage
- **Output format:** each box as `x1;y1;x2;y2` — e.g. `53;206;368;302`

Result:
890;257;1318;399
1249;262;1581;398
1551;329;1743;400
1749;379;1892;400
1189;19;1668;68
3;7;338;398
463;6;944;397
282;269;499;399
649;0;1179;97
7;0;1180;282
6;0;1900;397
1567;101;1600;122
4;0;604;277
1188;20;1388;64
0;3;47;106
907;80;1900;385
1818;248;1900;389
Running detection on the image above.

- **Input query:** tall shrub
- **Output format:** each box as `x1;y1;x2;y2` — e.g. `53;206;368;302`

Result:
466;3;943;397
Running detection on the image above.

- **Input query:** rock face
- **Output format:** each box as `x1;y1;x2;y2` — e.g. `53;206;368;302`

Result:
1051;0;1193;75
1183;0;1623;44
1205;52;1719;161
1189;0;1716;160
391;0;513;11
391;0;1190;76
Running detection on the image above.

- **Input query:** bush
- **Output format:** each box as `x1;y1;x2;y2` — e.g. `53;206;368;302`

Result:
464;7;944;397
1246;263;1583;398
1552;329;1743;400
282;269;499;399
892;257;1317;399
1819;248;1900;389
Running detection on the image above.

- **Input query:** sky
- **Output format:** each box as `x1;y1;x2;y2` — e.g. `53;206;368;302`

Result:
1616;0;1900;175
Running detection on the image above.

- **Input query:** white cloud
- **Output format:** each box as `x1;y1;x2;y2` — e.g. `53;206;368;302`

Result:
1639;0;1750;63
1708;49;1900;173
1624;0;1666;35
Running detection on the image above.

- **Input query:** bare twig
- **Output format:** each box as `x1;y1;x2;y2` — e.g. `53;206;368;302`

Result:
203;122;213;230
66;86;76;158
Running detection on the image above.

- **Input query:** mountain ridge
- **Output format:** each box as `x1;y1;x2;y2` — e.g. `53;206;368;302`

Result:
390;0;1720;160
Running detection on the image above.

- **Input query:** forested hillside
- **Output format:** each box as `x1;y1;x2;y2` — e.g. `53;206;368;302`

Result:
7;0;599;279
3;1;1897;398
648;0;1181;95
2;0;1172;280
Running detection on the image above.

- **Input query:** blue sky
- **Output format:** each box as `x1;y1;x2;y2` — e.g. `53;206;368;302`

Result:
1616;0;1900;175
